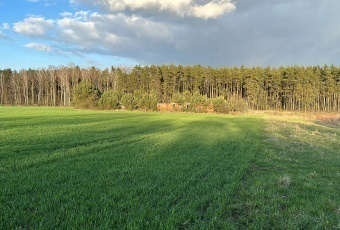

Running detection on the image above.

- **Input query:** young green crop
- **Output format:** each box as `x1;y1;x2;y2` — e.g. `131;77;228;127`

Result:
0;107;339;229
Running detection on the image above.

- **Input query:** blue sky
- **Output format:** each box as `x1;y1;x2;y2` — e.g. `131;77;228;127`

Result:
1;0;340;70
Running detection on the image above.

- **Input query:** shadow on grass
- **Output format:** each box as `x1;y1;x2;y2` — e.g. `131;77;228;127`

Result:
0;109;267;228
1;109;339;228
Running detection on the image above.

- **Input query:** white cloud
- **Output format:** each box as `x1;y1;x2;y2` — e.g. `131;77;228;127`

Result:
57;17;100;47
0;31;8;40
25;42;53;52
191;1;236;19
44;2;57;7
70;0;236;19
2;23;10;30
26;0;57;6
56;11;177;55
0;30;13;41
60;12;73;17
13;16;54;37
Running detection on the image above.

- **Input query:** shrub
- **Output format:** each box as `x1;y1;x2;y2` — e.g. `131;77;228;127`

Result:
226;97;248;113
235;99;248;113
190;91;207;112
212;97;227;113
98;90;122;110
183;90;192;103
72;81;100;109
121;93;137;110
171;92;184;104
211;97;248;114
138;94;158;111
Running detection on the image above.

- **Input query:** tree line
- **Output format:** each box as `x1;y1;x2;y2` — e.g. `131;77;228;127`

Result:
0;64;339;112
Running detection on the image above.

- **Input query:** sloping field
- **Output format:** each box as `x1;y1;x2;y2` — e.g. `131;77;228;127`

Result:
0;107;339;229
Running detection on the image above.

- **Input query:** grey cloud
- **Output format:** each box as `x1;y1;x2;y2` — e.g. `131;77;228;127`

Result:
55;12;185;61
64;0;340;67
146;0;340;67
10;0;340;67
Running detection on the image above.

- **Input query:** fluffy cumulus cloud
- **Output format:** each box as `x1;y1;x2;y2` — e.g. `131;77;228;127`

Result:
55;11;181;61
13;16;54;37
10;0;237;64
70;0;236;19
25;42;53;52
190;1;235;19
8;0;340;67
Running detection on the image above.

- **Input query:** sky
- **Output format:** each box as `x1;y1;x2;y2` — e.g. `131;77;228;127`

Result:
0;0;340;70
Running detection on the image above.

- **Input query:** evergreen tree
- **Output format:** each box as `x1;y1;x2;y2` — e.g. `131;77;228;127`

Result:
98;90;122;110
72;81;100;109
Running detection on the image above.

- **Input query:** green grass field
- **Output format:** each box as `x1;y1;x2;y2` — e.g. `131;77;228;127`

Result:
0;107;339;229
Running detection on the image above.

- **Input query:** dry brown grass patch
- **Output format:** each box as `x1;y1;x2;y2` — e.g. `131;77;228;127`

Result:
279;176;292;188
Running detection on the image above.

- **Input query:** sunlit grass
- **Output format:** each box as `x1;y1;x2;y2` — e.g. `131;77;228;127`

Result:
0;107;339;229
229;111;340;228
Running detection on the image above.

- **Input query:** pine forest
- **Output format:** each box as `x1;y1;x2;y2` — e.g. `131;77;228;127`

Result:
0;64;339;113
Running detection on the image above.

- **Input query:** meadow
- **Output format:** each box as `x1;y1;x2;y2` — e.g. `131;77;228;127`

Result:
0;107;339;229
